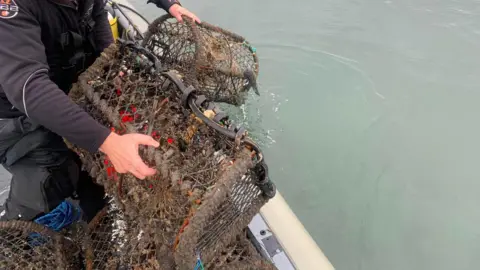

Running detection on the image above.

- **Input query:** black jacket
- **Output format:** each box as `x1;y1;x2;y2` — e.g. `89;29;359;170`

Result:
0;0;177;153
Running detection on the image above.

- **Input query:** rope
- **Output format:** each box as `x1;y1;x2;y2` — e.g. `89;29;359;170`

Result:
113;2;150;25
34;201;82;232
194;253;205;270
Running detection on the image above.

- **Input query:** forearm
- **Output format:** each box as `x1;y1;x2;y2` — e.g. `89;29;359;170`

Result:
7;71;111;153
147;0;180;12
0;0;110;153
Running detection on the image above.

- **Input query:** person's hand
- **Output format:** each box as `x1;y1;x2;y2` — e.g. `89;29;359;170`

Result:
99;132;159;179
169;4;201;24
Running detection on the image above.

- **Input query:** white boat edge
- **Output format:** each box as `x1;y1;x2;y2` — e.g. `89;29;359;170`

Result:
256;193;334;269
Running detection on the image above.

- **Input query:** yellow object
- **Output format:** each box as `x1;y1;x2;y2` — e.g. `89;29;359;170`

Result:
109;16;119;41
203;110;216;120
184;110;217;144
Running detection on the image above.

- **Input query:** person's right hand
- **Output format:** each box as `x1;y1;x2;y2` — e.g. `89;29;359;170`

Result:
169;4;201;24
99;132;160;179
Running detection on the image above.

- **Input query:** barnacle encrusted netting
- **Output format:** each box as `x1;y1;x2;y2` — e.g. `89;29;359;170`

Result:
0;221;82;270
84;203;125;269
142;14;259;106
85;204;277;270
204;229;277;270
65;41;275;269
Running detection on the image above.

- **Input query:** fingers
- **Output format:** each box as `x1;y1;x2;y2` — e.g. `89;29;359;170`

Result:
129;134;158;177
170;6;200;24
132;133;160;147
116;159;156;180
103;133;158;180
189;12;201;23
189;15;201;24
184;11;201;24
174;13;183;23
130;154;156;179
130;167;146;180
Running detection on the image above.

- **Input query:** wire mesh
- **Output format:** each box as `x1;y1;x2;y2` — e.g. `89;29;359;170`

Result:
142;14;260;106
205;230;276;270
0;220;82;270
86;203;125;270
65;42;271;269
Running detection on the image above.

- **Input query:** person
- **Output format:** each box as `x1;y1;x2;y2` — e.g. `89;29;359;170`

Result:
0;0;199;222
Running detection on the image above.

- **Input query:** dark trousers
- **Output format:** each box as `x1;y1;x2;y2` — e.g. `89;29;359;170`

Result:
0;116;106;222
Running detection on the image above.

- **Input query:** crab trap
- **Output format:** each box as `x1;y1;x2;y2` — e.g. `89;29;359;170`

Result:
68;39;276;269
0;18;275;269
0;221;83;269
142;14;260;106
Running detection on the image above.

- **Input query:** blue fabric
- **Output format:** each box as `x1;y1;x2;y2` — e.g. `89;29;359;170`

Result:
27;201;80;247
34;201;82;232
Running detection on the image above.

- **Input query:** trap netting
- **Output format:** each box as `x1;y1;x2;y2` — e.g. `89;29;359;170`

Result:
86;204;276;270
0;220;82;270
204;229;277;270
84;203;125;269
66;41;276;269
142;14;259;106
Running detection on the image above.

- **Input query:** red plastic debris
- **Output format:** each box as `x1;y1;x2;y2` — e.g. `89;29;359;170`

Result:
151;130;161;140
116;89;122;96
167;138;174;144
107;167;116;177
160;98;169;106
121;115;134;123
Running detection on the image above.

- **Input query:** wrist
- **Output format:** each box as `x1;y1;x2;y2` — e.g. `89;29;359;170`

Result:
147;0;180;11
169;2;182;12
99;131;118;153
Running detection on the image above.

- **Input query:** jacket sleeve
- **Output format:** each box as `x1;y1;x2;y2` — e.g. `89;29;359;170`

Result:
147;0;179;12
93;0;114;53
0;1;111;153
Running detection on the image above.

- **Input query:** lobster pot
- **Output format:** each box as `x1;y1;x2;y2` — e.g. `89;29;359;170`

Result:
0;221;82;270
84;203;125;270
67;43;274;269
204;229;277;270
85;204;276;270
142;15;260;106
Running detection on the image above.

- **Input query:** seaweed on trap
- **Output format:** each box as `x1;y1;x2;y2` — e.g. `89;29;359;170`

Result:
0;18;275;269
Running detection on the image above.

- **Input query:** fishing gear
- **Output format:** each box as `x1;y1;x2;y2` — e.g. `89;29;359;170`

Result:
142;14;260;106
162;69;276;199
67;42;276;269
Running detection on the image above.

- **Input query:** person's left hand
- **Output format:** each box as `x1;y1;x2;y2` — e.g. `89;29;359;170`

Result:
169;4;201;24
